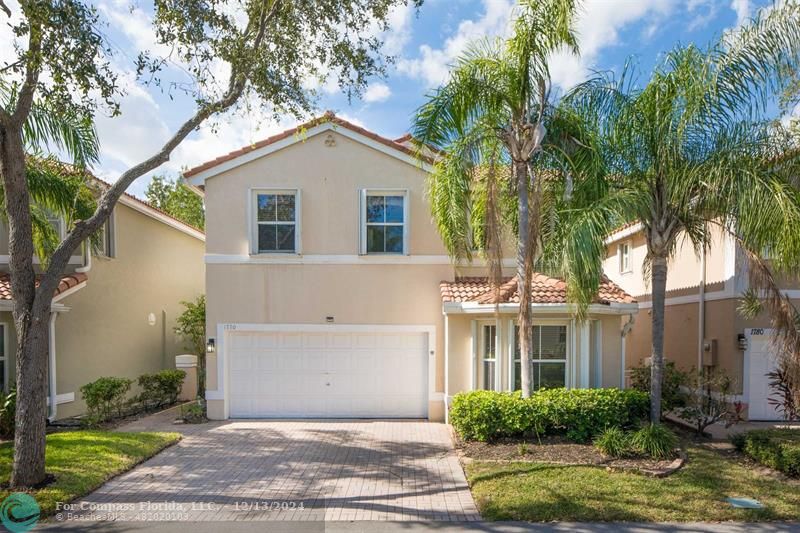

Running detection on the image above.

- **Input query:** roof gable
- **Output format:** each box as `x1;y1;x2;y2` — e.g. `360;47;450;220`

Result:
183;112;433;185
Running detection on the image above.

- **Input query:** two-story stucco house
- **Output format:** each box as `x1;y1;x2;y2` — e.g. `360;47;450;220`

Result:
604;222;797;420
184;112;638;422
0;181;205;419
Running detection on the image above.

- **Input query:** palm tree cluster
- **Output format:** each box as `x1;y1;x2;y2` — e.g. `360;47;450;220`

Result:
415;0;800;419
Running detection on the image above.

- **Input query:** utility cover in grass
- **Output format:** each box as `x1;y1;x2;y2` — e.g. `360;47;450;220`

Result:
725;497;764;509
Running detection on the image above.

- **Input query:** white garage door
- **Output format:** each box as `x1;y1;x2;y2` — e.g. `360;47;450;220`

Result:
227;328;429;418
746;329;782;421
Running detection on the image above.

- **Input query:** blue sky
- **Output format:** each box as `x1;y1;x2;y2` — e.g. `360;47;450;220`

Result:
0;0;776;197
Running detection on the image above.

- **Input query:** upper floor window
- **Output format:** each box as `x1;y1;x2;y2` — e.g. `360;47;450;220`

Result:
618;241;632;273
252;189;300;254
98;212;116;258
46;214;66;241
360;190;408;254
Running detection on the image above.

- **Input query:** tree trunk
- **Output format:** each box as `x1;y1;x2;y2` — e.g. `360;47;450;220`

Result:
198;353;206;400
650;255;668;423
0;122;49;487
11;316;49;486
515;159;533;398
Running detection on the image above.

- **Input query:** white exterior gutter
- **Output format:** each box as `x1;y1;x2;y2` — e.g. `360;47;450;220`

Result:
698;241;706;370
443;302;639;315
621;314;636;388
48;311;58;421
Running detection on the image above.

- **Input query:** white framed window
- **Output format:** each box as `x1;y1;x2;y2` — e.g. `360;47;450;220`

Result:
618;241;632;273
480;323;500;391
98;211;116;258
46;215;66;241
360;189;408;255
512;323;569;392
251;189;301;254
0;323;7;393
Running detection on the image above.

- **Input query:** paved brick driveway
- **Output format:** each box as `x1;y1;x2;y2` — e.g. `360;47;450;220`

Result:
66;413;479;523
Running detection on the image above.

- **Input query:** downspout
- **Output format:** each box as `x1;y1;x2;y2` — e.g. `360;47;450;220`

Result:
444;311;449;423
698;241;706;370
75;242;92;273
48;311;59;422
621;314;635;389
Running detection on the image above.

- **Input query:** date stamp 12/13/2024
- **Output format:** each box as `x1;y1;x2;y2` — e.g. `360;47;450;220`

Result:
52;500;313;522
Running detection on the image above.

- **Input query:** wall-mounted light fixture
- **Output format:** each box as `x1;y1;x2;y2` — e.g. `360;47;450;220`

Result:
737;333;747;351
326;316;335;323
206;338;216;353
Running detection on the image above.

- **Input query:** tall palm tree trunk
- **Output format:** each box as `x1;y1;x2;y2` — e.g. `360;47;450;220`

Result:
650;255;668;422
515;159;534;397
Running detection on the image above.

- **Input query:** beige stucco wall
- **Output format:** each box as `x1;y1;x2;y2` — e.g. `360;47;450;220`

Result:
3;203;205;418
204;131;447;257
624;298;743;393
604;225;734;299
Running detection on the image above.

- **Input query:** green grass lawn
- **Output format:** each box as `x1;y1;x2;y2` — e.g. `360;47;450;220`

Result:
466;444;800;522
0;431;180;515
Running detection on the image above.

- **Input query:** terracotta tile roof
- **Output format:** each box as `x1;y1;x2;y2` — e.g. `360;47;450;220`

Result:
440;274;636;305
0;272;88;301
30;158;205;235
90;177;205;234
183;111;433;178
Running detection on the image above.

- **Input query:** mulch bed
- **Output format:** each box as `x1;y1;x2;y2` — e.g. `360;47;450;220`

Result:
456;434;684;476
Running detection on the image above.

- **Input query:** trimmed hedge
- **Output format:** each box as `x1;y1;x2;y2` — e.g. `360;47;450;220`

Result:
450;388;650;442
733;429;800;477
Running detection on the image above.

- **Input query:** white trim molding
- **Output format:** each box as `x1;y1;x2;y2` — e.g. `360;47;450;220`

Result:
205;253;518;267
443;301;639;315
605;223;643;245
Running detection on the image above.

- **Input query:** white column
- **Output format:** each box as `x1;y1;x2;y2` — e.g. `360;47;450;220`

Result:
579;321;591;388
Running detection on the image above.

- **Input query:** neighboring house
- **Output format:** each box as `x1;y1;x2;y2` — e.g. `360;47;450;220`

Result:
184;112;638;422
604;222;797;420
0;181;205;419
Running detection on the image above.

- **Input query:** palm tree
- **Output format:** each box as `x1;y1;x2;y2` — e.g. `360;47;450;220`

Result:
0;82;100;264
566;3;800;421
412;0;590;397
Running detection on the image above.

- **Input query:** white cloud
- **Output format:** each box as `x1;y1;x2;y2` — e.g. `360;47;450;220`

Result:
548;0;674;90
397;0;676;92
381;2;417;56
363;83;392;103
730;0;751;27
397;0;515;87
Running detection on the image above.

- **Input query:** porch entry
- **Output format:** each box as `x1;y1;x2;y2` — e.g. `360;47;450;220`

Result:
476;320;602;393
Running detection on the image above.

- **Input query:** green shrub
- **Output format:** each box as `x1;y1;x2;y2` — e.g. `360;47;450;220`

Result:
594;427;630;457
531;388;650;443
629;424;678;459
137;369;187;410
180;400;207;424
0;388;16;438
449;390;537;441
630;361;688;412
739;429;800;477
730;432;746;451
449;388;649;442
80;377;133;425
